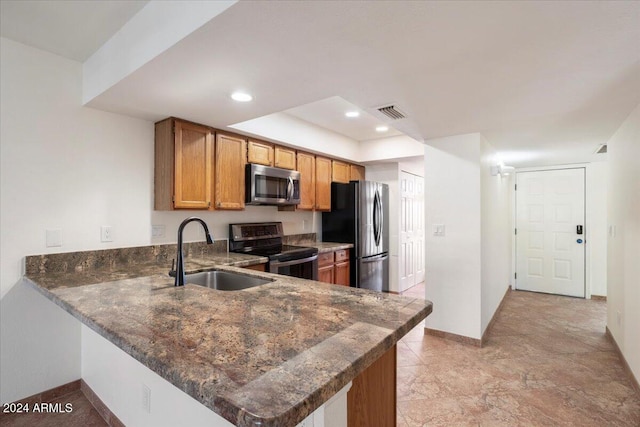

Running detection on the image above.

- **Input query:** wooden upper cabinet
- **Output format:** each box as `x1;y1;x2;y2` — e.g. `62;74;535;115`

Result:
247;140;273;166
154;118;213;210
215;133;246;210
274;146;296;170
350;164;366;181
315;156;332;211
296;151;316;210
332;160;350;183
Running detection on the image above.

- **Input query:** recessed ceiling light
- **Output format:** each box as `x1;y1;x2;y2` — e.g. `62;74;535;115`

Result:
231;92;253;102
345;111;360;118
375;126;389;132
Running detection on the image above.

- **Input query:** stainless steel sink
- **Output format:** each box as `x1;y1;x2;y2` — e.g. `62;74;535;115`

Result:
185;270;272;291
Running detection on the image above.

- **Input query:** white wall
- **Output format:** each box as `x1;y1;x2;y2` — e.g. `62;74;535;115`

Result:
359;135;425;163
0;39;319;404
588;162;608;297
151;208;318;246
480;136;512;332
606;103;640;382
399;158;426;177
82;326;235;427
424;134;483;339
0;38;153;404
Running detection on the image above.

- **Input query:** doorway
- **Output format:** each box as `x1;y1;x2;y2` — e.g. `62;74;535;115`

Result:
515;168;586;297
399;171;425;291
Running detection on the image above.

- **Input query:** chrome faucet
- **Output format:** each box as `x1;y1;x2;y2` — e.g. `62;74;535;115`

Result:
170;217;214;286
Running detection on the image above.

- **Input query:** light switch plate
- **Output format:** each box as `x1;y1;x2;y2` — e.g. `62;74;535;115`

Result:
432;224;445;236
101;226;113;242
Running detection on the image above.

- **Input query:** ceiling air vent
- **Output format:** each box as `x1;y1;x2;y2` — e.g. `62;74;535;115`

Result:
377;105;406;120
595;144;607;154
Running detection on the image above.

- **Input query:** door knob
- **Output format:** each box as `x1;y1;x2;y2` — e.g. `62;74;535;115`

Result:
577;239;583;244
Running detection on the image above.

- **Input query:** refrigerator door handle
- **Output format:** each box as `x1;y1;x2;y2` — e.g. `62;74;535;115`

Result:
361;254;389;263
376;189;383;246
373;190;381;246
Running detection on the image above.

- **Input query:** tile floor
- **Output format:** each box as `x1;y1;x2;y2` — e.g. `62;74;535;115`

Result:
3;285;639;427
397;283;640;426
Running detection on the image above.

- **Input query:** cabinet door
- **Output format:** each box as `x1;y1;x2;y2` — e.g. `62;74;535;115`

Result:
247;140;273;166
315;156;332;211
334;261;350;286
350;164;366;181
318;265;334;284
332;160;350;183
174;120;213;209
297;152;316;210
274;146;296;169
215;133;246;210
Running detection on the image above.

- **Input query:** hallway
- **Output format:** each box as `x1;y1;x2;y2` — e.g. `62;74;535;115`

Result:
397;286;640;426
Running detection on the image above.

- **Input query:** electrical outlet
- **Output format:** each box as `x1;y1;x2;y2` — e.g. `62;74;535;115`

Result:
151;225;165;238
433;224;445;236
46;229;63;247
142;384;151;413
101;226;113;242
617;310;622;326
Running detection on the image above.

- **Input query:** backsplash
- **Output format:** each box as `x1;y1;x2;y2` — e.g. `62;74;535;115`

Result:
25;240;229;275
25;235;315;276
282;233;317;245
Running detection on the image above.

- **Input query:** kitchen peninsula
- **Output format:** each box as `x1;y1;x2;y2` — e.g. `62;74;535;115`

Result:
23;244;431;427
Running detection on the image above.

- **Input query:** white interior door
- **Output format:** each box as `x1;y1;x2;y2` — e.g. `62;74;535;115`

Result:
399;171;425;291
399;173;415;291
516;168;585;297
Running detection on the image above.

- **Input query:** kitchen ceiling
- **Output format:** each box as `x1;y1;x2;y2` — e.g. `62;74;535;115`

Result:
284;97;404;142
2;1;639;166
0;0;148;62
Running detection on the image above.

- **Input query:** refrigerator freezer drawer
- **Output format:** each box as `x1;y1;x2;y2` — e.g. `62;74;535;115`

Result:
357;253;389;292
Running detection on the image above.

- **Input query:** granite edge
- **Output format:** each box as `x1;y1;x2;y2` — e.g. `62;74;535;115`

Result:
23;270;431;427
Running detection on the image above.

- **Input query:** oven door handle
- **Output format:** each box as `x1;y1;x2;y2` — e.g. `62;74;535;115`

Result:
270;254;318;268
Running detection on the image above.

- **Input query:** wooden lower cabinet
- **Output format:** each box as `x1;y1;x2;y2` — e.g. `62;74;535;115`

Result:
243;263;266;272
317;249;350;286
348;345;397;427
334;261;350;286
318;265;334;284
318;252;335;284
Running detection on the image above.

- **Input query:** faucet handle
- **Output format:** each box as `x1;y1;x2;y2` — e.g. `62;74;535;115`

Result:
168;259;177;277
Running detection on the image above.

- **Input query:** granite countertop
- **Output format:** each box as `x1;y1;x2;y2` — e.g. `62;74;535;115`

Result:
24;245;431;427
302;242;354;253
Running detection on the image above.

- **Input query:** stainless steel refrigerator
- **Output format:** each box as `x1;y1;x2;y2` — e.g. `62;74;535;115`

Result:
322;181;389;292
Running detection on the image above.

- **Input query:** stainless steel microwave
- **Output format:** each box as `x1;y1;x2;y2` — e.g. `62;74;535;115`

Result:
245;164;301;206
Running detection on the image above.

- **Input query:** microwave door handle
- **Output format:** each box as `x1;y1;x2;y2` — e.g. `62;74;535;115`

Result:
287;177;293;201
